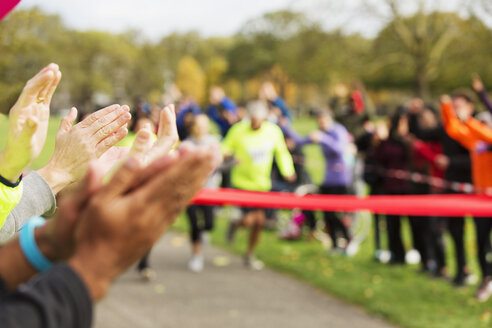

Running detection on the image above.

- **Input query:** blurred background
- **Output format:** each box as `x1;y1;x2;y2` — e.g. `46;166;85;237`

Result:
1;0;491;116
3;2;492;328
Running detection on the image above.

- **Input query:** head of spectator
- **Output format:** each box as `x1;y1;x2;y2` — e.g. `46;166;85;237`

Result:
259;82;278;102
408;98;424;114
315;108;334;132
452;91;475;121
248;101;268;130
209;86;226;105
190;114;211;140
419;106;438;129
389;106;409;140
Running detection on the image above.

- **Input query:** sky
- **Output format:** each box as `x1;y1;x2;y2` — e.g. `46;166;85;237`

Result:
15;0;491;40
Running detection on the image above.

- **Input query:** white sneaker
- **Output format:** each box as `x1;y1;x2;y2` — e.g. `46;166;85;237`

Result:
244;255;264;271
139;268;156;282
477;280;492;302
188;255;204;273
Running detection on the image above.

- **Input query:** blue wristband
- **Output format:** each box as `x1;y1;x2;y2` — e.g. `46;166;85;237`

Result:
19;216;53;273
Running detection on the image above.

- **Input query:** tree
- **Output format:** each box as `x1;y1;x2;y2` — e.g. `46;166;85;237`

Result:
175;56;206;103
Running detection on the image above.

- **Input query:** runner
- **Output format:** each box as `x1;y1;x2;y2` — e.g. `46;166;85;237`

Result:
221;101;296;270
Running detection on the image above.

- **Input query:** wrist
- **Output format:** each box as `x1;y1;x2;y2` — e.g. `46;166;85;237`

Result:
37;161;73;195
68;249;113;301
0;149;26;183
34;224;61;262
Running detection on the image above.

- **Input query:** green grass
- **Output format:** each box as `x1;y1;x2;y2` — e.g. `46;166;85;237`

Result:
2;115;490;328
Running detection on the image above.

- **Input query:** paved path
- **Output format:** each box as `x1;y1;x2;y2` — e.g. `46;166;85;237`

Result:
95;233;396;328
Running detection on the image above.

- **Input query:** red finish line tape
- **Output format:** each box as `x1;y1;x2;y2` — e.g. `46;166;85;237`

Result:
192;188;492;217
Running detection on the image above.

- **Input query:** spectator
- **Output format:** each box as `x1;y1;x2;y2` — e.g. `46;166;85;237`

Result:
281;109;353;252
375;107;410;264
207;86;239;137
185;114;221;272
259;82;293;120
408;97;473;286
441;94;492;301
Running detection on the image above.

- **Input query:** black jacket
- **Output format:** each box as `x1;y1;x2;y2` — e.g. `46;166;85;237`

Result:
409;113;472;185
0;264;92;328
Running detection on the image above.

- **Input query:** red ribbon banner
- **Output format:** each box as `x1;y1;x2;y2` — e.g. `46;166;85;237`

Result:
192;188;492;218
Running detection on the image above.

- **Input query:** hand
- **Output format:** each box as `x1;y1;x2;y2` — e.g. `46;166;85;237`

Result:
0;64;61;182
440;95;452;105
309;130;323;143
285;174;297;183
36;163;102;261
68;144;218;300
38;104;131;194
125;104;179;167
434;154;450;170
472;74;484;93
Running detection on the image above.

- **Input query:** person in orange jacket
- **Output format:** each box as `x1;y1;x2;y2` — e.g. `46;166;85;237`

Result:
440;93;492;301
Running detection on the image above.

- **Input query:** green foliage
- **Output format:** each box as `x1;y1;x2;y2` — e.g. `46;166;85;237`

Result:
1;7;492;112
175;56;206;103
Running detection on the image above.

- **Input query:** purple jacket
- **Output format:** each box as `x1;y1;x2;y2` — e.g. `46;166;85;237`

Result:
282;123;353;187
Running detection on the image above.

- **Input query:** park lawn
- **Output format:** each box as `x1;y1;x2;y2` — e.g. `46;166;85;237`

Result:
1;115;490;328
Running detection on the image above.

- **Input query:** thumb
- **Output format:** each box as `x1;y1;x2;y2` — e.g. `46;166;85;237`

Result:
58;107;77;135
19;117;39;142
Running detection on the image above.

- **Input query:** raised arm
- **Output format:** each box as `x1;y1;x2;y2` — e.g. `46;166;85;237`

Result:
281;124;313;146
466;117;492;144
440;100;476;151
472;74;492;114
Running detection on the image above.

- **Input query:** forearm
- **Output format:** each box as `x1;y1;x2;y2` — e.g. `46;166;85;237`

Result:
0;225;58;290
477;89;492;114
37;162;73;195
281;125;311;146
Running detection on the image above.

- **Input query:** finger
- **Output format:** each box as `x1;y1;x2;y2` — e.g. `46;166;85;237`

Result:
86;105;131;136
98;156;143;202
58;107;78;136
92;110;131;141
129;126;154;156
19;70;55;105
95;127;128;158
42;70;62;105
157;104;177;138
79;104;124;129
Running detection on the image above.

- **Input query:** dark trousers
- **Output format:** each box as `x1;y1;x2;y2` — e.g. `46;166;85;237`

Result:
473;217;492;280
409;216;430;269
187;205;214;243
428;218;446;272
138;251;151;271
304;185;350;248
386;215;406;263
447;217;467;278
